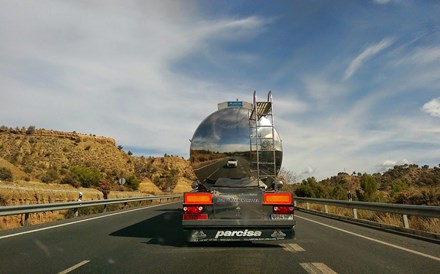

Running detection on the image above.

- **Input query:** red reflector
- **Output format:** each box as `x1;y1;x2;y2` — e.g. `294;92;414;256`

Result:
184;193;213;204
183;214;208;220
273;206;295;214
263;193;292;204
183;206;203;214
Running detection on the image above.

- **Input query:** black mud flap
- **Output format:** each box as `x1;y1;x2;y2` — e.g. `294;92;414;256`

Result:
183;227;295;242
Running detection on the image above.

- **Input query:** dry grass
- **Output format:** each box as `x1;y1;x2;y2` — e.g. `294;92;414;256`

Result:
297;202;440;234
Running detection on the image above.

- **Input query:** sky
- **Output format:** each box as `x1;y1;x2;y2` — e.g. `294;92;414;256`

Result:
1;0;439;181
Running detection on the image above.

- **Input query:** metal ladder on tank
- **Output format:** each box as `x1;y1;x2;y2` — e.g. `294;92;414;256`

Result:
249;91;277;185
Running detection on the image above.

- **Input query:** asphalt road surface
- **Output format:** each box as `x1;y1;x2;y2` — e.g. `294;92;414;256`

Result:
0;202;439;274
193;157;251;182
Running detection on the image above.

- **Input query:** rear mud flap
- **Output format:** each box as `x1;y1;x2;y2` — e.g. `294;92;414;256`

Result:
184;227;295;242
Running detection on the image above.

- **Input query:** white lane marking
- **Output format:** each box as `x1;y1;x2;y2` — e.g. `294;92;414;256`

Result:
296;215;440;262
0;202;179;240
281;243;305;253
58;260;90;274
300;262;337;274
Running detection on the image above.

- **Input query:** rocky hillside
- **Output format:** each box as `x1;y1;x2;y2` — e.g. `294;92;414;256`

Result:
0;126;196;193
287;164;440;206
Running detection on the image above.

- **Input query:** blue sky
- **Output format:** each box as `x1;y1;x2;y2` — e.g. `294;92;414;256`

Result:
0;0;439;180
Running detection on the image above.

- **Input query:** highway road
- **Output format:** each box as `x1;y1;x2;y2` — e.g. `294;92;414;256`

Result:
193;157;251;182
0;202;439;274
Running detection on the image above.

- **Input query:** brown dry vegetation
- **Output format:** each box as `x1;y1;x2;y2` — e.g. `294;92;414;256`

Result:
0;127;196;229
299;203;440;234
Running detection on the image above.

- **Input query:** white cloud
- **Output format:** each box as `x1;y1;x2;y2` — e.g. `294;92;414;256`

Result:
378;159;411;171
343;38;394;80
422;98;440;117
0;1;270;156
372;0;401;4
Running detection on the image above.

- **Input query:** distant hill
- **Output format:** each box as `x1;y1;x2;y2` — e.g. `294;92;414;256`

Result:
0;126;196;193
287;164;440;206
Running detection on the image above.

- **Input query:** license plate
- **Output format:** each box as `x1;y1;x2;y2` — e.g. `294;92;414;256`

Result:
270;214;293;220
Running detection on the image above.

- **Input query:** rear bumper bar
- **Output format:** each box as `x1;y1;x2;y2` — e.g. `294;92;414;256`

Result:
183;219;296;242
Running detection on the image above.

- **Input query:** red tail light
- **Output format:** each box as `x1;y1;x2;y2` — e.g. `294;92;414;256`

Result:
273;206;295;214
183;206;208;220
183;206;203;214
183;193;211;220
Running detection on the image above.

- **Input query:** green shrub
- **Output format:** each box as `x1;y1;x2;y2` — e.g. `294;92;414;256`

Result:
126;175;140;190
71;166;101;188
0;167;13;181
41;169;59;183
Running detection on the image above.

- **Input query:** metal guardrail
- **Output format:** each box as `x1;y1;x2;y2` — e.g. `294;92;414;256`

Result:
293;197;440;238
0;194;182;226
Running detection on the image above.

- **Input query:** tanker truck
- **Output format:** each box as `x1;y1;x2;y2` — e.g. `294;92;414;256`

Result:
183;91;296;242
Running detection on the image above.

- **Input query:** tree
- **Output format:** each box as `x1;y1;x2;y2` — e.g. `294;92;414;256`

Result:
97;180;111;199
360;173;378;201
391;179;408;197
26;125;36;135
277;168;297;184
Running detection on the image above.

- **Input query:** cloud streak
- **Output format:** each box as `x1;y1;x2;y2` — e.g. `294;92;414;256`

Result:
343;38;394;80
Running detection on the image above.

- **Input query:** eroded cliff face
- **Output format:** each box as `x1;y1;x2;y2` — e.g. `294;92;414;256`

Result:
0;180;167;230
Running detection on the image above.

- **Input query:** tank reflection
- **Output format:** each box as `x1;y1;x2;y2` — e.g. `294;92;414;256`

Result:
190;107;282;186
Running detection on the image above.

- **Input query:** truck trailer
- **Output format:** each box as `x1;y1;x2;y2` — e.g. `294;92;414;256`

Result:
183;91;296;242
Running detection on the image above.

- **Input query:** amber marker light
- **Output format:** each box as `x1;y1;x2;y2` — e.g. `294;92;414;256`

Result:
263;193;292;205
184;193;213;205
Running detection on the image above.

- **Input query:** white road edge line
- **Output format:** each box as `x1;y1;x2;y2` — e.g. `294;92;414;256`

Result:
296;215;440;262
58;260;90;274
0;202;179;240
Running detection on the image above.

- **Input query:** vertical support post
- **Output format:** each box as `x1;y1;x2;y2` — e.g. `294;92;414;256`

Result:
74;208;79;217
293;200;297;207
306;202;310;210
324;205;328;214
402;214;410;229
353;208;358;219
24;213;30;226
103;204;107;213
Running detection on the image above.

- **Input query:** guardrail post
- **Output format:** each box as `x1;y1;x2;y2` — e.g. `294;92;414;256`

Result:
306;202;310;210
103;204;107;213
24;213;30;226
353;208;358;219
324;205;328;214
74;208;79;217
402;214;410;229
294;200;297;207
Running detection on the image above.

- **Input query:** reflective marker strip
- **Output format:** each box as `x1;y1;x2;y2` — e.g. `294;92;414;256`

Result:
184;193;212;204
300;263;337;274
296;215;440;262
58;260;90;274
263;193;292;204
